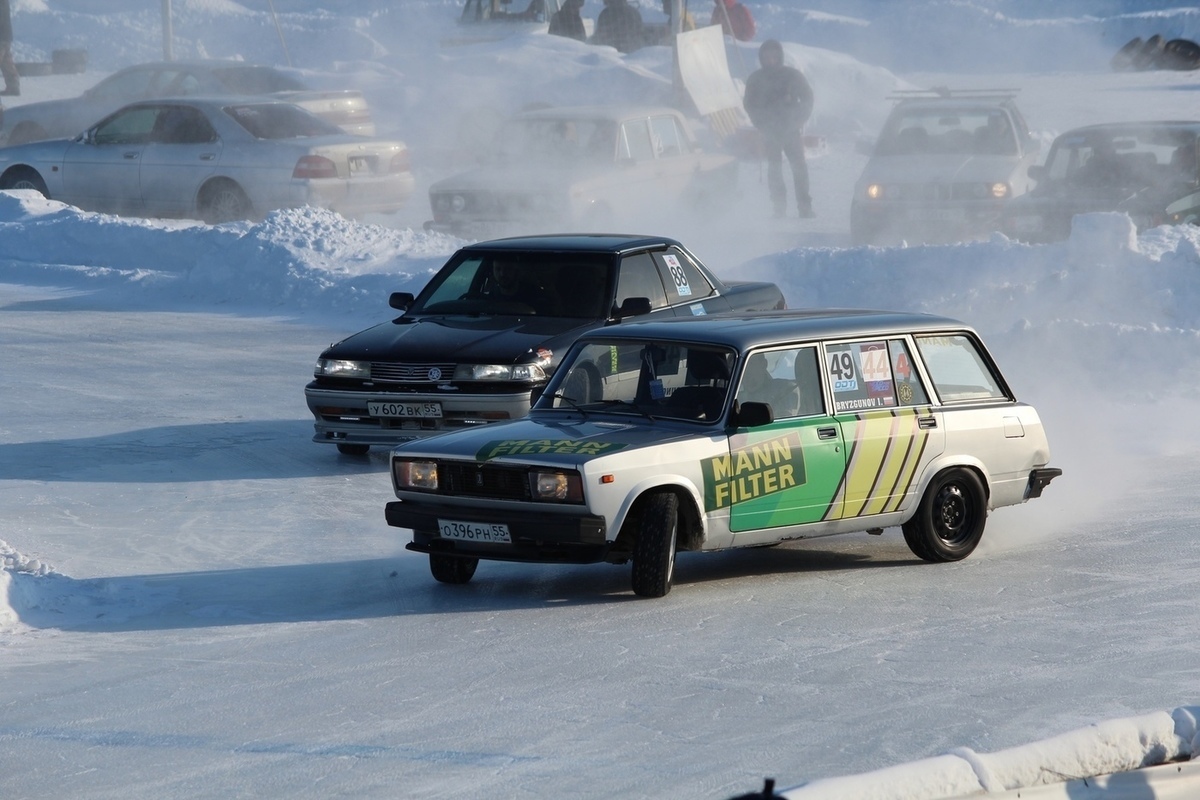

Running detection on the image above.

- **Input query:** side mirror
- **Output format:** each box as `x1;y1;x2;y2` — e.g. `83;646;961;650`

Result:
1027;164;1046;182
733;401;773;428
389;291;414;311
614;296;652;319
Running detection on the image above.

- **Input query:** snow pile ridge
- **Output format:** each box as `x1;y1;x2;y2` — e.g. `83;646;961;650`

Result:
782;709;1196;799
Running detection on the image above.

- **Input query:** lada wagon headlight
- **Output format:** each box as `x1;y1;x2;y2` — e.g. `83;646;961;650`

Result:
315;358;371;379
530;470;583;503
394;459;438;491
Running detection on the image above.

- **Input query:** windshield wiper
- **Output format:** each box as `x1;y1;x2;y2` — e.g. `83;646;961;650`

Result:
596;399;657;421
544;391;590;418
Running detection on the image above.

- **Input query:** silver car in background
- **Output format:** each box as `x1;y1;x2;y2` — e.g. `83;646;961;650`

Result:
0;98;414;223
0;60;375;146
425;105;738;238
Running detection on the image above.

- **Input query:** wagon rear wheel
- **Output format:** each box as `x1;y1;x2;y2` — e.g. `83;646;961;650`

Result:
902;467;987;562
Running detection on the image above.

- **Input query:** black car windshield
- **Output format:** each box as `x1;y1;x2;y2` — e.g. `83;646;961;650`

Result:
224;103;343;139
539;340;735;423
1041;128;1200;190
411;251;613;319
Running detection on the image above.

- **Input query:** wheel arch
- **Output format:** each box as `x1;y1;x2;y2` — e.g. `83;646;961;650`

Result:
612;477;707;556
911;457;991;516
195;175;255;220
0;164;51;195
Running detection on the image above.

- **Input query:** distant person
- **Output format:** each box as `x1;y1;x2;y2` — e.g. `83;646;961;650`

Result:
711;0;754;42
549;0;586;41
0;0;18;97
662;0;696;34
592;0;644;54
742;39;814;218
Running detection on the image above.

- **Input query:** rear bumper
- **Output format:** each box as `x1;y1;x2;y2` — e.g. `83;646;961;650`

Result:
387;500;612;564
1025;467;1062;499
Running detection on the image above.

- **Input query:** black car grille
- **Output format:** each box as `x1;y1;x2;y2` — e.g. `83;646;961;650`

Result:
441;462;531;501
370;362;457;383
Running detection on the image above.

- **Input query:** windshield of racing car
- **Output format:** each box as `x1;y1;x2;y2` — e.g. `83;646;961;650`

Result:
539;340;736;423
876;108;1017;156
409;251;613;318
494;118;618;164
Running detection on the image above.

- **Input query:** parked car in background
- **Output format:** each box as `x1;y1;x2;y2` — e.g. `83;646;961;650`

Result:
851;89;1039;246
0;60;374;146
385;309;1062;597
424;105;737;238
0;98;414;223
1003;120;1200;242
305;234;785;455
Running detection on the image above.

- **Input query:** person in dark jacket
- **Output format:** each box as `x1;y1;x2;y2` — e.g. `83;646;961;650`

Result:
0;0;18;96
549;0;586;41
592;0;644;54
742;39;814;218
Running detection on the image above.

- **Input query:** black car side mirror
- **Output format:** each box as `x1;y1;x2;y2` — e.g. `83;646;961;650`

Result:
614;296;652;319
389;292;414;311
732;401;773;428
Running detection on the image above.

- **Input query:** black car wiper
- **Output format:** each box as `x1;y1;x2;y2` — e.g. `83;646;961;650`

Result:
596;399;657;421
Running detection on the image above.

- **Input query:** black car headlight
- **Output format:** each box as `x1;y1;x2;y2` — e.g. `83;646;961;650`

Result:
315;358;370;379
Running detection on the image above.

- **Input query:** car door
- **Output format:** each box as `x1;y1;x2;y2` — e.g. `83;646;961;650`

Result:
825;336;945;519
139;104;223;216
719;346;848;533
60;105;158;214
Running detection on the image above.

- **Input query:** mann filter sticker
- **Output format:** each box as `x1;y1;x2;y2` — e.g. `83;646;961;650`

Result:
702;432;805;509
828;340;897;412
662;254;693;297
477;439;627;461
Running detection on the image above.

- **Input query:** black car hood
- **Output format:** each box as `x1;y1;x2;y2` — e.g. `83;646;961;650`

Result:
321;313;597;366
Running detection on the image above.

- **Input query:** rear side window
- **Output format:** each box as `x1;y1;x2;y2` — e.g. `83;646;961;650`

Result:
654;248;714;305
914;334;1008;402
823;337;930;413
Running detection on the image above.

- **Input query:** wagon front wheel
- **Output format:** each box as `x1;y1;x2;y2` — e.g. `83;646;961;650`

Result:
902;467;987;562
429;554;478;584
631;492;678;598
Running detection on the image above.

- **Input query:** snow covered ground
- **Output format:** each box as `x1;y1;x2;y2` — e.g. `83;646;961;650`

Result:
3;1;1200;798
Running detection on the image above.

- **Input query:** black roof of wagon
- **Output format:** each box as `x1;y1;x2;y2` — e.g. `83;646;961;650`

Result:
573;309;971;351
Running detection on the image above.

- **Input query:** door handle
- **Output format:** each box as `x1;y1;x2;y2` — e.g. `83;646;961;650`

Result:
199;153;216;161
817;426;838;440
918;416;937;429
123;152;139;159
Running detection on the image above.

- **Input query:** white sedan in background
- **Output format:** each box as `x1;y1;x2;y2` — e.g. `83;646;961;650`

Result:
0;98;415;223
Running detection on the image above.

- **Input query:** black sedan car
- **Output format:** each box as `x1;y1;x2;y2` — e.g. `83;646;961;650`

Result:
304;234;786;454
1003;120;1200;242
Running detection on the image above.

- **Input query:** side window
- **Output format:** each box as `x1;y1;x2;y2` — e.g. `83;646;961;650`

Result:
736;346;823;419
615;252;668;309
888;339;929;406
914;334;1009;402
649;115;684;157
93;106;159;145
825;339;900;413
620;119;655;162
654;248;714;305
152;106;216;144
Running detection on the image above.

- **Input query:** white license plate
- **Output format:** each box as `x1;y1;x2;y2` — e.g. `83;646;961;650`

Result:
438;519;511;544
368;400;442;418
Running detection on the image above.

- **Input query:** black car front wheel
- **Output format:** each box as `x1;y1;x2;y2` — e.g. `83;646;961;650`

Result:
902;467;987;562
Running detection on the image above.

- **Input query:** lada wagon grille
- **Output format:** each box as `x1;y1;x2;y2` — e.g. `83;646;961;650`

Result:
370;362;457;383
441;462;531;500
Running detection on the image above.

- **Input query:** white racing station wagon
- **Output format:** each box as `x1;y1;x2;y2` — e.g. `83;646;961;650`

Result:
386;310;1062;598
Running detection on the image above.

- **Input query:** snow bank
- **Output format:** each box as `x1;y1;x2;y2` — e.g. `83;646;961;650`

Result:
781;707;1200;798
